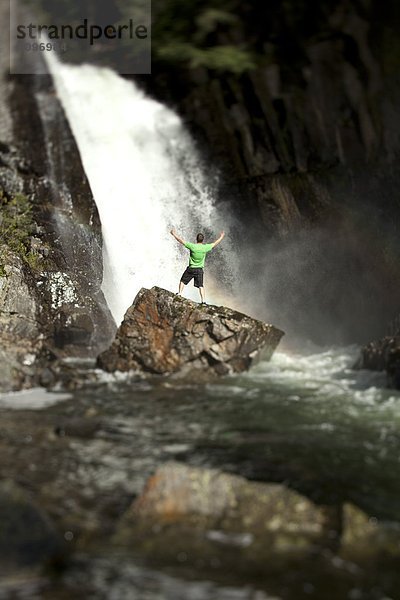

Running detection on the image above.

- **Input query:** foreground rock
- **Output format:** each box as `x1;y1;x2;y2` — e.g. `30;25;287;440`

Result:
0;480;63;573
116;462;400;566
97;287;284;377
116;462;338;557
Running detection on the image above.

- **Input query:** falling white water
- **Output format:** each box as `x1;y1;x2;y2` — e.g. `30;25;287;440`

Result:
43;52;239;324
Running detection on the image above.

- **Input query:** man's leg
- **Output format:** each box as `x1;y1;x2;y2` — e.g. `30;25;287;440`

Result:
179;268;191;295
195;269;205;304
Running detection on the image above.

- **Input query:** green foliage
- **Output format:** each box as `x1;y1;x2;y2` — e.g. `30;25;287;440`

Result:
0;190;48;273
0;191;34;248
17;0;253;72
150;0;256;73
194;9;239;43
157;42;255;73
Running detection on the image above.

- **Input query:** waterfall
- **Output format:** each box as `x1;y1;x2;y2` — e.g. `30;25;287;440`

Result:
44;54;237;324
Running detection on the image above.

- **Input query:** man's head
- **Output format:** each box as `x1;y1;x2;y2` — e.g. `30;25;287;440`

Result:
196;233;204;243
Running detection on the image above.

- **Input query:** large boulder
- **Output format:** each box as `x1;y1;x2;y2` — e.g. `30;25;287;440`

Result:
97;286;284;377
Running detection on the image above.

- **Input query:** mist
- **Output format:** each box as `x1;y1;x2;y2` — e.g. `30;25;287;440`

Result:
231;219;399;348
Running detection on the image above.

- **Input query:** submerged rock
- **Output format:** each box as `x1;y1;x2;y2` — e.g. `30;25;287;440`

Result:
115;462;400;569
97;286;284;377
116;462;338;557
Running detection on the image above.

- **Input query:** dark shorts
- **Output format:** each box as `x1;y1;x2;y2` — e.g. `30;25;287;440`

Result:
180;267;204;288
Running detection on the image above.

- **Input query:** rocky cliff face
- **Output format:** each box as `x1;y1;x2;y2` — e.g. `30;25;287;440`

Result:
0;2;115;391
146;1;400;228
97;286;284;377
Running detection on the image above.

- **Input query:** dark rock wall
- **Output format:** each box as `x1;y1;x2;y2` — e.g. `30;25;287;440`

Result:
147;1;400;186
6;72;115;347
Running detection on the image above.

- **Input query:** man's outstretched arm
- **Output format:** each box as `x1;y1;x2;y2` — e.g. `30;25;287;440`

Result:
170;229;186;245
211;231;225;248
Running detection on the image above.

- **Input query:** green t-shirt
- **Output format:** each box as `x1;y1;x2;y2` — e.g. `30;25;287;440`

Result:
184;242;213;268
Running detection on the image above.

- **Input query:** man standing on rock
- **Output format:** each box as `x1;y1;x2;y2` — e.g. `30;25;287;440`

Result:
170;229;225;304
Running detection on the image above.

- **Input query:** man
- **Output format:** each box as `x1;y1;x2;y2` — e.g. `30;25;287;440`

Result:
170;229;225;304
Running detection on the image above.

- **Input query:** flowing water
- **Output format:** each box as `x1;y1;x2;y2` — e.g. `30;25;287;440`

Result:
17;54;399;599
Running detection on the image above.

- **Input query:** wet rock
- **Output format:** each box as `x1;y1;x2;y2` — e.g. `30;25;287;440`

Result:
54;416;102;439
0;247;39;340
388;347;400;389
38;356;115;390
39;367;57;388
0;246;102;391
54;308;95;348
0;480;63;571
358;333;400;390
116;462;338;554
97;287;284;377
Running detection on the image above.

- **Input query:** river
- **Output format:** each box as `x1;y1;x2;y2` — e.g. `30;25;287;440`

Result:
1;345;399;599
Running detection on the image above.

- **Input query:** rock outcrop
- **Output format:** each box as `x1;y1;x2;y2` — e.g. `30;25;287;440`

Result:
97;286;284;377
0;247;43;391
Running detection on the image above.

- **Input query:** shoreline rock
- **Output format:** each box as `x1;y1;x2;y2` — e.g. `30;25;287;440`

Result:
358;318;400;389
97;286;284;377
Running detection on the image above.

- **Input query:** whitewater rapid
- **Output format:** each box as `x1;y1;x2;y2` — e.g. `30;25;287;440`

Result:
44;53;238;324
